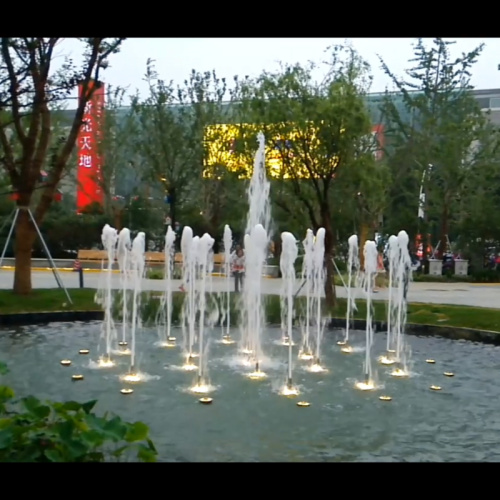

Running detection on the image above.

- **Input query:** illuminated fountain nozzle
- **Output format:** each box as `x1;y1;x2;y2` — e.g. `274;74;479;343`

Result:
241;347;253;355
97;356;115;368
298;350;314;361
379;354;395;365
308;359;327;373
280;378;299;397
355;375;376;391
183;354;197;371
391;367;410;378
341;344;353;354
118;341;128;347
190;376;212;395
247;361;267;380
222;335;235;345
122;368;141;383
281;336;295;346
337;340;347;346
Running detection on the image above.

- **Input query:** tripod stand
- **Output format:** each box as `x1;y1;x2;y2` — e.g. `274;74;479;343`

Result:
0;206;72;304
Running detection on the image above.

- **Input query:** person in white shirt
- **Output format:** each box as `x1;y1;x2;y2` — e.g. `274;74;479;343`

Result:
230;245;245;292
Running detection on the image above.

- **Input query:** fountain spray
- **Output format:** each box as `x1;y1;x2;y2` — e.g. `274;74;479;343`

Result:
99;224;118;366
246;132;271;235
194;233;215;388
356;240;378;390
280;232;298;389
222;224;233;343
385;235;398;357
128;232;145;377
160;226;176;346
180;227;198;369
299;229;314;360
117;227;131;350
244;224;268;378
343;234;359;348
310;228;326;369
391;230;412;377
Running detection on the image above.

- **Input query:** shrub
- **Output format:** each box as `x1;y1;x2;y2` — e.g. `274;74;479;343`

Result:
0;361;157;462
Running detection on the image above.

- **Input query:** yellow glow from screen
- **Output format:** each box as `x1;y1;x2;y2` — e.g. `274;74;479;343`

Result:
203;123;340;180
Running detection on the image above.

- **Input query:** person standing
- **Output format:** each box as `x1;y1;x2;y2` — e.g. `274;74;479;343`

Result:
230;245;245;292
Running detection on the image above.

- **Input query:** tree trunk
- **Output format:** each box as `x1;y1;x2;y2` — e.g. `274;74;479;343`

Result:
13;210;37;295
322;208;336;309
359;222;369;269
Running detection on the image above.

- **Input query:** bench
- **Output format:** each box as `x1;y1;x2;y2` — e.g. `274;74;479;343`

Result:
77;250;108;261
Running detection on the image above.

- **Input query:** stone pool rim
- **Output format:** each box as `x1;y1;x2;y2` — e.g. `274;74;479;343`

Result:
0;310;498;345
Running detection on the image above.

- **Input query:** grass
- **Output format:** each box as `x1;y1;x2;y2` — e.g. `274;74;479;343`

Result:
0;288;499;333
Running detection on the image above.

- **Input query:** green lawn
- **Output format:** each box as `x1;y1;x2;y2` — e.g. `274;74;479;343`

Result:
0;288;499;333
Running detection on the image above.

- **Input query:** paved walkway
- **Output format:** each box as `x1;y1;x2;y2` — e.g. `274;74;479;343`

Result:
0;270;499;310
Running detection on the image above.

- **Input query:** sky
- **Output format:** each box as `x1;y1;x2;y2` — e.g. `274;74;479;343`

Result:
56;38;500;105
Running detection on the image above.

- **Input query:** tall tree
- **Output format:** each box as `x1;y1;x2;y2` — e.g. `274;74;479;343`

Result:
379;38;487;258
0;37;125;294
129;61;232;231
233;45;379;306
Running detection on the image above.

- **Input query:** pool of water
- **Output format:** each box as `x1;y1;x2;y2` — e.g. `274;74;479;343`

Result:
1;322;500;462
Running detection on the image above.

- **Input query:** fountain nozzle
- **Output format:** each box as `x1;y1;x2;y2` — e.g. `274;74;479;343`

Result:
255;361;260;372
364;373;370;384
287;377;293;390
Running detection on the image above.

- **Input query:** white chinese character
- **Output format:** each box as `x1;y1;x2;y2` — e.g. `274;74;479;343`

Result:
80;136;91;150
82;119;92;133
84;101;93;114
79;155;92;168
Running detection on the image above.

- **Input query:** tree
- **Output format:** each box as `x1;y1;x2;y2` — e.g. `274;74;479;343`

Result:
0;37;125;294
129;61;233;234
379;38;488;258
233;45;379;306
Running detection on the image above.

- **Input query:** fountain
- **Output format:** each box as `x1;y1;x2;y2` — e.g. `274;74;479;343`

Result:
221;224;234;344
245;132;271;235
309;228;327;371
243;224;269;379
355;239;378;391
116;227;131;353
339;234;359;353
180;227;198;370
379;234;398;365
97;224;118;367
124;231;146;381
280;231;299;394
391;230;413;378
156;226;176;348
298;229;314;361
190;233;215;393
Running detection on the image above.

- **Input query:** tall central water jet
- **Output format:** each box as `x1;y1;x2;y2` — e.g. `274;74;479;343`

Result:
340;234;359;352
246;132;271;235
280;232;298;390
127;231;145;379
299;229;314;361
243;224;268;379
116;227;131;352
98;224;118;367
355;240;378;391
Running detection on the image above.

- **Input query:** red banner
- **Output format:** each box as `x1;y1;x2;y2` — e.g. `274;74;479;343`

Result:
76;80;105;213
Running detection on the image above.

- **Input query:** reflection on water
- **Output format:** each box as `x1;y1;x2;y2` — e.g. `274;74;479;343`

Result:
1;322;500;462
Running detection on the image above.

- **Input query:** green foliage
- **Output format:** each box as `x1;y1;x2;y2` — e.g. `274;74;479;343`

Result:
0;366;157;462
379;38;491;250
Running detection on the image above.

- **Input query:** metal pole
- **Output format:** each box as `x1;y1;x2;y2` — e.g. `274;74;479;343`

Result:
0;209;19;269
27;208;73;305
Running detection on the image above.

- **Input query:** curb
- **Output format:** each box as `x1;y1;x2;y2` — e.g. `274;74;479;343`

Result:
1;310;499;345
